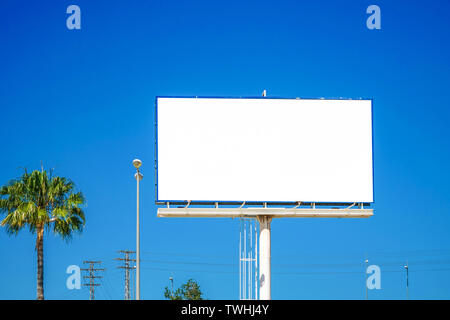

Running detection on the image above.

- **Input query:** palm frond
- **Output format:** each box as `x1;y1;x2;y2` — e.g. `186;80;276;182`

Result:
0;168;86;239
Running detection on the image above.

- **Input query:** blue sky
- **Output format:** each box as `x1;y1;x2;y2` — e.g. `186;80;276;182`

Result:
1;0;450;300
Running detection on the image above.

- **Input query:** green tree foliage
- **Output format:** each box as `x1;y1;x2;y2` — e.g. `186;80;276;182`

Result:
164;279;204;300
0;169;86;300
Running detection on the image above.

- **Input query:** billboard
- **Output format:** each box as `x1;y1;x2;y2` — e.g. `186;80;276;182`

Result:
156;97;373;204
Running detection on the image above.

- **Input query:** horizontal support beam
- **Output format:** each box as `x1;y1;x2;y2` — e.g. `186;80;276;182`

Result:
157;208;373;218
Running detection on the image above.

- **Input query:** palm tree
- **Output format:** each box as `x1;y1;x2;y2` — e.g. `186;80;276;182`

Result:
0;169;86;300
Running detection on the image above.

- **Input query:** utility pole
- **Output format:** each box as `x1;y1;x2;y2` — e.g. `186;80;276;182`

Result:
116;250;136;300
81;261;105;300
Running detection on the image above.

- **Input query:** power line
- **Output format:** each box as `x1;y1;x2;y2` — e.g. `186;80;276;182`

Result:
81;261;105;300
104;270;120;300
99;278;112;300
142;248;450;260
142;251;235;259
138;257;450;270
140;258;234;267
139;265;450;276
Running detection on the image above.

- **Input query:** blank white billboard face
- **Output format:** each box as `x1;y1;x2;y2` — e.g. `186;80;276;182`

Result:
156;97;373;203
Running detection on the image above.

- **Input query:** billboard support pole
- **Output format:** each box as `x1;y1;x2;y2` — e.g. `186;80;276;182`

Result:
258;215;272;300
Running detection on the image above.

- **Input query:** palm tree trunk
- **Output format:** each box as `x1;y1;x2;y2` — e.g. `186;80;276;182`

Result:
36;225;44;300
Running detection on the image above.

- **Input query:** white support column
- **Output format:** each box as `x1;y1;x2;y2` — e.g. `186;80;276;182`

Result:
258;216;272;300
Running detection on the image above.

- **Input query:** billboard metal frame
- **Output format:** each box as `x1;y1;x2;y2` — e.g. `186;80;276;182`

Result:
154;96;374;207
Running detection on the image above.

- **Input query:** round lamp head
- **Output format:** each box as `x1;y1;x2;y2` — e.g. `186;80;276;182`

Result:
132;159;142;169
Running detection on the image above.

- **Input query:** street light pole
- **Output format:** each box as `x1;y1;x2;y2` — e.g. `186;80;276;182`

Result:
169;277;174;299
404;262;409;300
133;159;143;300
364;259;369;300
